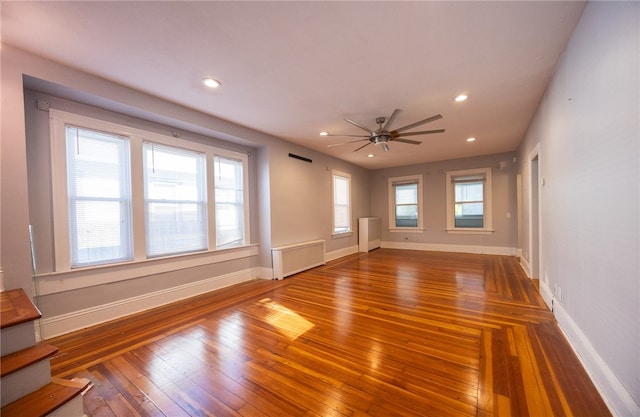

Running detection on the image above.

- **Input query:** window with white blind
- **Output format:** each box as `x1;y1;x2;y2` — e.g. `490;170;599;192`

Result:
143;143;207;257
50;109;250;271
446;168;493;233
388;174;424;231
65;126;132;267
332;171;351;234
214;155;246;248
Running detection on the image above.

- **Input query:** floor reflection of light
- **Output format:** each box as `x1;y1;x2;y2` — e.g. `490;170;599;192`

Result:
368;342;383;370
217;311;245;347
214;312;247;378
334;280;353;333
250;298;315;340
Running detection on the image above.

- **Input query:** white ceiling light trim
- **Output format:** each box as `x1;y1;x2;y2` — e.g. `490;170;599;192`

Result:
202;78;222;88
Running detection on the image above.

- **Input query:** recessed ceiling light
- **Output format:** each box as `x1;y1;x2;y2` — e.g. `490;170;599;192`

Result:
466;137;476;142
454;94;468;102
367;154;374;158
320;131;329;136
202;78;221;88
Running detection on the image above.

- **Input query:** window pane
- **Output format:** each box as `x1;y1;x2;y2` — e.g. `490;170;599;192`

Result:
333;174;351;233
66;126;132;267
395;184;417;204
214;156;245;248
334;176;349;205
394;182;419;227
395;205;418;227
144;143;207;256
454;180;484;228
455;182;483;202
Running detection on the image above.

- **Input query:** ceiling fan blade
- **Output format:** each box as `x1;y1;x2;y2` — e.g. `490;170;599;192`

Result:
394;114;443;133
344;118;375;134
327;138;370;148
324;134;370;138
392;138;422;145
396;129;446;137
382;109;402;131
353;141;373;152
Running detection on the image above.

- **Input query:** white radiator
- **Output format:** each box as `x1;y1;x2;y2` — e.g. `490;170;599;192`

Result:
271;240;325;280
359;217;381;252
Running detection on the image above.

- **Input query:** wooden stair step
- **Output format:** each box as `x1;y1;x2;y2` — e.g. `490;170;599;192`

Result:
1;342;59;378
0;377;90;417
1;289;41;329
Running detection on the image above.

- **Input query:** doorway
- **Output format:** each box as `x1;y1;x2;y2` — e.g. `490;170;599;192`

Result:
530;152;540;280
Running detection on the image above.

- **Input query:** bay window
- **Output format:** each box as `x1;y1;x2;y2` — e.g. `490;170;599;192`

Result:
50;109;250;271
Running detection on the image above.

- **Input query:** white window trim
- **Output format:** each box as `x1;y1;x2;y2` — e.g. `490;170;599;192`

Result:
49;108;251;273
388;174;424;232
446;167;494;235
331;170;352;236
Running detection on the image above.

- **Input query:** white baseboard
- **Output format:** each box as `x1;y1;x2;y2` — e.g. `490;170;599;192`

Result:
254;266;274;280
39;268;258;339
381;241;517;256
553;301;640;417
326;245;358;262
539;280;553;310
519;254;531;278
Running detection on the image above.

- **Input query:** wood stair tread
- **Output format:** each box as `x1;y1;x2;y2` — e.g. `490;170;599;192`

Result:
0;378;90;417
1;342;59;377
1;289;41;329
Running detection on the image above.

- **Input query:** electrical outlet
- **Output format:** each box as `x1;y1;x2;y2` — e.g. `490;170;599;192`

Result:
553;284;563;301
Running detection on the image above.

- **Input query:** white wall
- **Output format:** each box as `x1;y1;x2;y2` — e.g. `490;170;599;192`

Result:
517;2;639;415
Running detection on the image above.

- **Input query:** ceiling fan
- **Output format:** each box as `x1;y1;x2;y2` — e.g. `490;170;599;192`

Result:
326;109;445;152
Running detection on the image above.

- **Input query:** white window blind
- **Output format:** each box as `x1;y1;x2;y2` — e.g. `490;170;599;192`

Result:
143;142;207;257
333;172;351;234
214;155;245;248
65;126;132;267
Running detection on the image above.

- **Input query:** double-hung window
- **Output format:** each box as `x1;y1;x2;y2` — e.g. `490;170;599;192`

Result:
332;170;351;234
446;168;493;233
50;109;250;271
64;126;132;267
388;175;424;230
143;142;207;257
214;155;246;248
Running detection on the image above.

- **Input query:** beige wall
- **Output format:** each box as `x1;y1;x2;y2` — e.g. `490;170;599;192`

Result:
1;46;372;327
370;152;518;253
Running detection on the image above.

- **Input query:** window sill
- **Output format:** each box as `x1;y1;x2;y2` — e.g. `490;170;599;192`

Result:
446;228;495;235
331;231;353;239
35;244;260;295
389;228;424;233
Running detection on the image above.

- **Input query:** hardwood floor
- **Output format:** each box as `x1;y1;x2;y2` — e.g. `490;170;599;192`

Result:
47;250;611;417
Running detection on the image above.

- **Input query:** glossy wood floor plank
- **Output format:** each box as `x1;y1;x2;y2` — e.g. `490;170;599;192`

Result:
48;249;611;416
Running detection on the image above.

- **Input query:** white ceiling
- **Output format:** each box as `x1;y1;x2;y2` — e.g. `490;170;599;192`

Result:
2;1;585;169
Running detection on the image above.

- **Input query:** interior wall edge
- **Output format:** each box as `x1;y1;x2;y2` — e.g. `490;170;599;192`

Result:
554;301;640;417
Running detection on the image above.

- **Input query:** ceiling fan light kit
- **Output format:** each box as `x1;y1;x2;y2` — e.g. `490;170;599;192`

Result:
326;109;445;153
